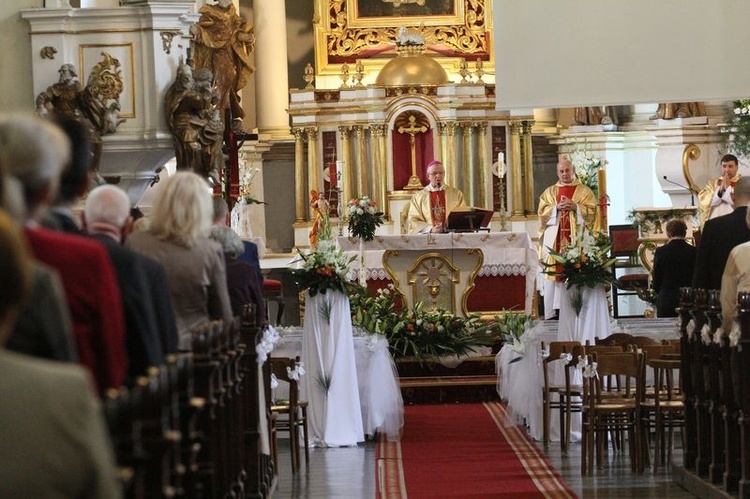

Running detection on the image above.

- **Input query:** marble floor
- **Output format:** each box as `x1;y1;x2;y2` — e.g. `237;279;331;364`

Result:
273;417;698;498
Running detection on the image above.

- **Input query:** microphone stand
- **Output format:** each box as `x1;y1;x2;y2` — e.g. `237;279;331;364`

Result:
663;175;695;206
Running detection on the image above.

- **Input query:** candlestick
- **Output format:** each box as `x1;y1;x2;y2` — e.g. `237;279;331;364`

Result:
336;160;343;186
496;151;506;178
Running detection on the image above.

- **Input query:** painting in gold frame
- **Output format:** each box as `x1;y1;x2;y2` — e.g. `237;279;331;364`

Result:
314;0;492;75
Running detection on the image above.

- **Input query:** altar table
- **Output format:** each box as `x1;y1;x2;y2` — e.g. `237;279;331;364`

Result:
496;317;679;442
272;327;403;442
337;232;538;316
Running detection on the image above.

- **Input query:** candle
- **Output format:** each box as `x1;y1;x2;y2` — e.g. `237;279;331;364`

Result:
497;152;506;178
336;160;343;187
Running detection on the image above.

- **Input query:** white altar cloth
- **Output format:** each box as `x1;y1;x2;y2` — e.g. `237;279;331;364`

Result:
301;291;364;446
496;317;679;442
274;326;403;442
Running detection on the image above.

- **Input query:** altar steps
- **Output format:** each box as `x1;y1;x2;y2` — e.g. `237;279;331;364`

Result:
396;356;499;404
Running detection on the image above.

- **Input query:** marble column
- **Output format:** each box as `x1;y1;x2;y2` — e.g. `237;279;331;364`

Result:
521;120;536;215
306;127;319;218
371;124;388;219
355;126;369;198
438;122;449;182
338;125;353;207
293;127;306;223
509;121;524;216
477;122;489;209
253;0;291;139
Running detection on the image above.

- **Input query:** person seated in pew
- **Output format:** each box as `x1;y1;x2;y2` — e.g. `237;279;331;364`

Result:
407;160;467;234
0;113;127;393
0;207;122;499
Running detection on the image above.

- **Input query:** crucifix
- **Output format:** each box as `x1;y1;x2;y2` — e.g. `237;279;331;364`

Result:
398;114;428;190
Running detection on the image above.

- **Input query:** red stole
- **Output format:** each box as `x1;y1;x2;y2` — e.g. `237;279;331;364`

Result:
430;190;446;226
554;185;577;281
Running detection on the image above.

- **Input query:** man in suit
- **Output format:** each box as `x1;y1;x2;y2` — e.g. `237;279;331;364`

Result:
84;185;169;381
0;208;121;499
652;219;696;317
0;114;127;393
693;176;750;291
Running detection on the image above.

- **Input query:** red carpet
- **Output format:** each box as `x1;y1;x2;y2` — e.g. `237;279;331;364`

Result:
377;402;576;498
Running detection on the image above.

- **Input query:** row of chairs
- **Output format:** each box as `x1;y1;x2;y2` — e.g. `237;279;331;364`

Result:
103;309;276;498
541;333;684;474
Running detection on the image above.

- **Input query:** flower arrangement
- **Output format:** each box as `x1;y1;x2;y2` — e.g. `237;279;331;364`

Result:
349;284;403;335
290;240;356;297
567;142;607;198
347;196;384;242
236;151;266;206
722;99;750;157
491;310;534;360
542;228;617;289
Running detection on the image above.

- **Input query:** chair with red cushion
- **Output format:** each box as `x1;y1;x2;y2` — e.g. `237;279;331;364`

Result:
262;278;284;325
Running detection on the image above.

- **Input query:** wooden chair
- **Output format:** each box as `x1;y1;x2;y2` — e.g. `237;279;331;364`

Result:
623;335;659;350
269;356;309;473
594;333;633;347
581;351;643;475
639;357;684;474
262;278;285;325
541;341;579;445
560;344;586;452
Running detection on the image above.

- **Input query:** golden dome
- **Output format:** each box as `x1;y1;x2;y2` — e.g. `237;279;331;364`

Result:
375;45;449;87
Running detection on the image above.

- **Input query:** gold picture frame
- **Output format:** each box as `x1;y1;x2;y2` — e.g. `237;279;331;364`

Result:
314;0;492;76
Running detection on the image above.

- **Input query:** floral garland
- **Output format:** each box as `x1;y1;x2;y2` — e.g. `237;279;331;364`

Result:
347;196;384;242
290;240;356;297
542;228;617;289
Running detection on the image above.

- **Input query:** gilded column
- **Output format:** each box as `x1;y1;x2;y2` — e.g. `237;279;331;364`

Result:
306;126;319;218
521;120;536;215
339;125;353;206
438;122;449;179
477;122;489;209
355;125;369;197
446;122;459;189
461;122;475;205
292;127;306;223
509;121;524;216
371;124;388;219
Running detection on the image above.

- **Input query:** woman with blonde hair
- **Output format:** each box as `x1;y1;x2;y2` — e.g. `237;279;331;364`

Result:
126;171;232;350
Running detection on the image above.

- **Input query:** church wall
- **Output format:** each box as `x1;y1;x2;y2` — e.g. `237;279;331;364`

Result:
0;1;37;113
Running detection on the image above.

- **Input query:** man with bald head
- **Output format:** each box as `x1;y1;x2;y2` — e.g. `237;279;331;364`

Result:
407;160;467;233
537;155;598;319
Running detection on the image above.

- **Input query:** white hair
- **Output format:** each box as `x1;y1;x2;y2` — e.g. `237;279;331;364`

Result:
84;184;131;228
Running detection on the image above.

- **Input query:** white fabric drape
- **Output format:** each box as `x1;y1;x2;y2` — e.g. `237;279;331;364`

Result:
301;290;364;447
557;284;611;344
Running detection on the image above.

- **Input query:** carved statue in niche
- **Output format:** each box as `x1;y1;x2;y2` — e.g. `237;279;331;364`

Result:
572;106;619;126
164;61;224;184
36;54;125;184
190;0;255;131
650;102;706;120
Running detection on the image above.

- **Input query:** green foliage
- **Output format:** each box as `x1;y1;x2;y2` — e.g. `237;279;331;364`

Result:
347;196;384;242
542;228;617;290
290;241;356;297
722;99;750;157
349;284;402;335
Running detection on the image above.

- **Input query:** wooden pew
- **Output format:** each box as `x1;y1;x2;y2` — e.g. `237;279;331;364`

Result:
678;286;697;471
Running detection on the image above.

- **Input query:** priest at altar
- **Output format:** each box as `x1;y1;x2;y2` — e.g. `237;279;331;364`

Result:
407;160;466;233
537;156;598;319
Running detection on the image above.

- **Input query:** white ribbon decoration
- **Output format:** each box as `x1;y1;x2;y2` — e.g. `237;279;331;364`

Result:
559;352;573;364
730;320;742;348
714;326;724;345
270;373;279;390
287;362;306;381
686;319;696;341
255;325;281;365
576;355;588;371
537;348;550;365
583;361;599;379
700;323;712;346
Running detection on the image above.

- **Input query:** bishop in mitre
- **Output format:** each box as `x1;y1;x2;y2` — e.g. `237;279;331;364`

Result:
408;160;467;233
537;156;598;319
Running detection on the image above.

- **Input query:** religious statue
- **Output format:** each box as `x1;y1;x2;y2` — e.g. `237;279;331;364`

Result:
650;102;706;120
572;106;618;126
190;0;255;131
164;61;224;184
36;55;126;184
309;190;331;248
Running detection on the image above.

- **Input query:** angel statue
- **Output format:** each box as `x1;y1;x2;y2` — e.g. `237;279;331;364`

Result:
309;190;331;248
36;54;126;184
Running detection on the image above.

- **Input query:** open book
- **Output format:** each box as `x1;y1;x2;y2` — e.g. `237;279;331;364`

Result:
446;207;494;232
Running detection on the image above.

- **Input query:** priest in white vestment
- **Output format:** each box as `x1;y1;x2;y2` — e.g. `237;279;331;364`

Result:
698;153;741;228
537;156;598;319
407;160;466;233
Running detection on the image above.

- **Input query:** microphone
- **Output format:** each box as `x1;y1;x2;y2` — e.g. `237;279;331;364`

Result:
663;175;695;207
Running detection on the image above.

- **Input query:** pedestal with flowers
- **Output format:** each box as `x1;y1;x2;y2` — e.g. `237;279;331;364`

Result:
542;228;617;344
347;196;384;287
290;237;364;446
